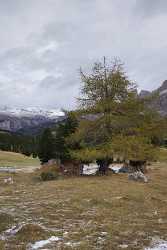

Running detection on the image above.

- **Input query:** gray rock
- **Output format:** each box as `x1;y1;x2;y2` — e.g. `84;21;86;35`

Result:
140;80;167;116
128;171;148;183
4;177;14;184
139;90;151;98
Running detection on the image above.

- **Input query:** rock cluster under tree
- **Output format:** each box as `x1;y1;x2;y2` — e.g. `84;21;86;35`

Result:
128;171;148;183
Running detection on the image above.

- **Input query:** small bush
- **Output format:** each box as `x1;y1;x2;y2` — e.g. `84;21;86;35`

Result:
40;166;60;181
16;224;49;242
41;172;58;181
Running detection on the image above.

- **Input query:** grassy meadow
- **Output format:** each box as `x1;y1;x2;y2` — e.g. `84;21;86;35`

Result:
0;158;167;249
0;150;40;167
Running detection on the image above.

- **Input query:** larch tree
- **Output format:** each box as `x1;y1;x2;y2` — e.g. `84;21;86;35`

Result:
69;57;163;167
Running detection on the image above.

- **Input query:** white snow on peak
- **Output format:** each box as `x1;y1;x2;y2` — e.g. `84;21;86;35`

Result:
0;106;64;119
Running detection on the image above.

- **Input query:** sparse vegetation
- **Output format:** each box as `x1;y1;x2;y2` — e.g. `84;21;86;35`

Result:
0;162;167;249
0;213;14;233
158;148;167;162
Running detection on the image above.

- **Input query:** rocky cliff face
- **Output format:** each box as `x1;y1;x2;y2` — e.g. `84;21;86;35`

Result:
139;90;151;98
140;80;167;116
155;80;167;115
0;107;65;134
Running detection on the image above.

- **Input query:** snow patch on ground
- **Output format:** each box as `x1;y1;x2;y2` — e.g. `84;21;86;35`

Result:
5;224;24;235
100;232;108;236
109;164;124;173
119;244;128;249
64;241;81;247
82;163;125;175
145;240;167;250
83;163;99;175
29;236;62;249
0;223;26;240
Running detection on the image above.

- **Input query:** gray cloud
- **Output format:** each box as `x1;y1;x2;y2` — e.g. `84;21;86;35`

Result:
0;0;167;109
135;0;167;17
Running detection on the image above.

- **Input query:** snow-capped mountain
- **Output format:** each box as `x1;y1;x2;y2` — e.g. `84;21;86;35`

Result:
0;107;65;134
0;107;64;119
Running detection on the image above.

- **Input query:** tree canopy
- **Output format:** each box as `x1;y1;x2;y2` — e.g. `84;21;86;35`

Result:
68;57;164;163
38;128;55;164
36;57;167;166
54;112;78;161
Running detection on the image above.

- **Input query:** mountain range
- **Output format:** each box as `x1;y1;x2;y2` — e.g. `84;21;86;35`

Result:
0;107;65;135
1;80;167;134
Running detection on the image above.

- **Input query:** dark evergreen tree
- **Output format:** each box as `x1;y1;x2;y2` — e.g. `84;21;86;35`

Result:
38;128;55;164
54;112;78;161
0;130;39;157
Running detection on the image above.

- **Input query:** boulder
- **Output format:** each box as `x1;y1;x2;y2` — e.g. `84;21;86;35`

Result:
4;177;14;184
128;171;148;183
119;166;129;173
47;159;58;165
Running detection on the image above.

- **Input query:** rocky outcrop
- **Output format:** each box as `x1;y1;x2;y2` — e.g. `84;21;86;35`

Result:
139;90;151;98
156;80;167;115
140;80;167;116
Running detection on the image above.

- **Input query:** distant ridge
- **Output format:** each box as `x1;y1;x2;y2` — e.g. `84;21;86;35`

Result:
140;80;167;116
0;107;65;135
0;107;64;119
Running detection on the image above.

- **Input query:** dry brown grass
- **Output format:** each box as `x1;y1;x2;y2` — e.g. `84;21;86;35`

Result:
0;162;167;249
0;150;40;167
158;147;167;162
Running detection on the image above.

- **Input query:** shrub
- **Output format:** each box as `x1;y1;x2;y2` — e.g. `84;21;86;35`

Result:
39;165;60;181
40;171;58;181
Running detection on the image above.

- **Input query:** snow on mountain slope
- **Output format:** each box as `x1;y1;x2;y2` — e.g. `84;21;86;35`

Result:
0;107;64;119
0;107;65;134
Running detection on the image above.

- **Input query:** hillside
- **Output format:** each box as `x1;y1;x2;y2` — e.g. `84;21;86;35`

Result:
0;150;40;167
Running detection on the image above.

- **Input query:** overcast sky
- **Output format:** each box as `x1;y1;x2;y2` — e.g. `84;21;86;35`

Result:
0;0;167;109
